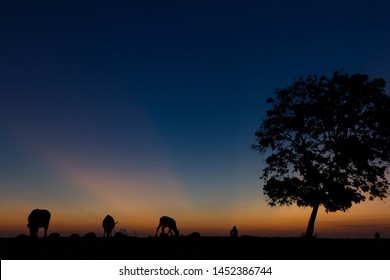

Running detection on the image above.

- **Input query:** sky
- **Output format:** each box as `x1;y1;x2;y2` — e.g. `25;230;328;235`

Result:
1;0;390;238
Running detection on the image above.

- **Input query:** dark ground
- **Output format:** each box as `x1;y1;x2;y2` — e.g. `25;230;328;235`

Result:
1;236;389;260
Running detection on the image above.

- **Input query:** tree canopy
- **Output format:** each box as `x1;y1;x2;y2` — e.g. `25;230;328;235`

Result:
253;71;390;237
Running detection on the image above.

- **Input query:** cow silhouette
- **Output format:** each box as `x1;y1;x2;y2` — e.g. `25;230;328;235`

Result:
155;216;179;237
102;215;117;237
27;209;51;238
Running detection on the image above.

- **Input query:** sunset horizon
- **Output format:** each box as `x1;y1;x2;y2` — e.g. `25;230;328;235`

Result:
1;195;389;238
1;1;390;243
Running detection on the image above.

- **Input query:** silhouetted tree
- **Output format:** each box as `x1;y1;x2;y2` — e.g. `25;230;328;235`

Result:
253;71;390;238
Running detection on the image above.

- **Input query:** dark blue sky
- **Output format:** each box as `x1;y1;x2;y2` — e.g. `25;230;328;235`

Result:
1;0;390;237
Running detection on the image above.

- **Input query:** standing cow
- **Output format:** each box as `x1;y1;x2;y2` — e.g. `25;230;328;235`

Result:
27;209;51;238
102;215;117;237
155;216;179;237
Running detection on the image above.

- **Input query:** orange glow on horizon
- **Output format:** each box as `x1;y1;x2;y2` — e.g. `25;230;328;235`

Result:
1;127;389;238
2;195;389;238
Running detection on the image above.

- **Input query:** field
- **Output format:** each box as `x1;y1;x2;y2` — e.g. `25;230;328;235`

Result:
1;236;389;260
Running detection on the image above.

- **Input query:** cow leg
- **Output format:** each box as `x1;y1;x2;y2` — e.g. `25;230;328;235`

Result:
44;227;48;238
156;225;161;237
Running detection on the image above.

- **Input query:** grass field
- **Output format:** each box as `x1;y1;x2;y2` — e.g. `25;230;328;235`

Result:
1;236;389;260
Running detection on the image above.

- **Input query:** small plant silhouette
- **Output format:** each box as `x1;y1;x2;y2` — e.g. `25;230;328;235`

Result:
102;215;118;238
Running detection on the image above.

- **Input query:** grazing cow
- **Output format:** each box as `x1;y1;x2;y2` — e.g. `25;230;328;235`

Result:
84;232;97;239
155;216;179;237
102;215;117;237
27;209;51;238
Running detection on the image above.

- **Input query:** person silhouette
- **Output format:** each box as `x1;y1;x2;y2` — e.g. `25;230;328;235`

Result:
230;226;238;238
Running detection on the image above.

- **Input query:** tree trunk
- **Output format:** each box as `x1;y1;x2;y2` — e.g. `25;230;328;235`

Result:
305;204;319;238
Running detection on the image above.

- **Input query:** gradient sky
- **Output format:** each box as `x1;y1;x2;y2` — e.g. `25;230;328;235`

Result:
1;0;390;238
